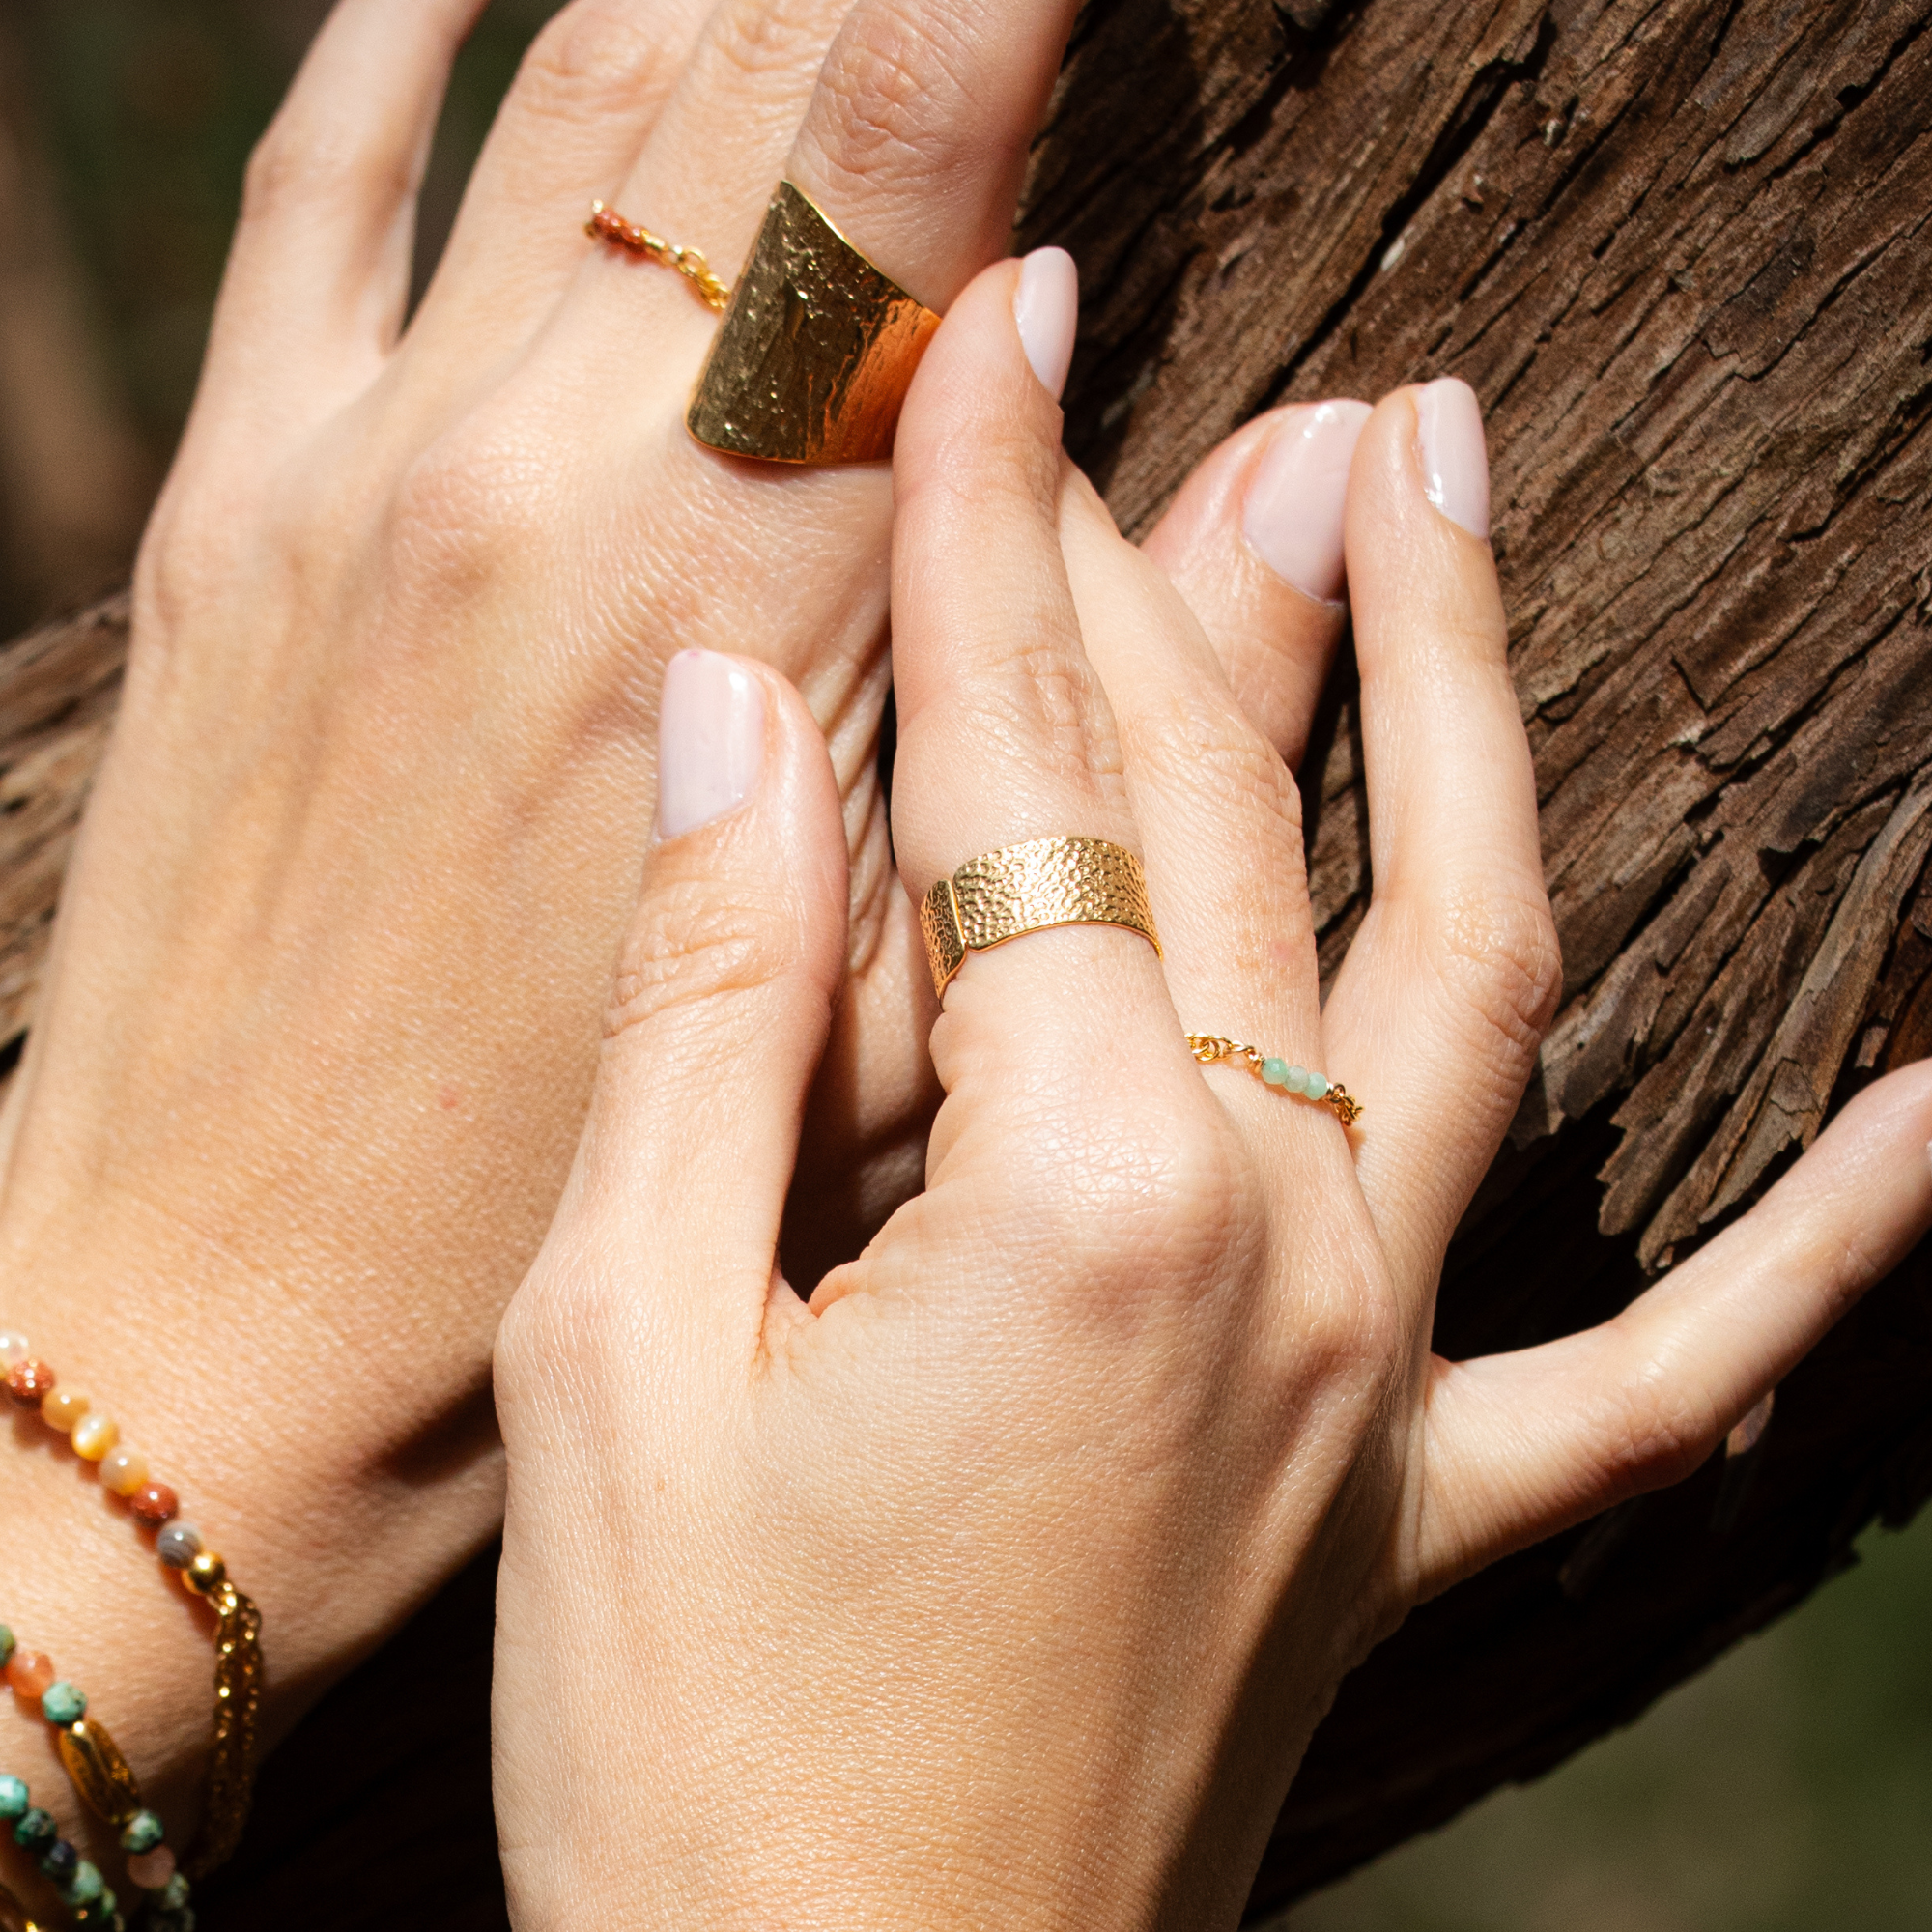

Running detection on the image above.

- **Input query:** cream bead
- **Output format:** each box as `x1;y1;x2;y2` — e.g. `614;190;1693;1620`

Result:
70;1410;118;1463
100;1445;148;1497
42;1387;90;1434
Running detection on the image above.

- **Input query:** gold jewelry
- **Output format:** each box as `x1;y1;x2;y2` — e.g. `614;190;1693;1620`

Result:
180;1557;263;1882
687;181;941;466
920;837;1160;998
587;203;731;311
1188;1035;1362;1126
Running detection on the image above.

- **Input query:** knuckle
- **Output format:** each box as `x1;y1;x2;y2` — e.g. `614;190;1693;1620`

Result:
806;7;981;200
517;0;674;122
1124;690;1300;840
1600;1350;1719;1493
701;1;827;91
240;114;382;229
385;414;553;586
606;874;802;1046
1018;1099;1259;1303
1427;878;1563;1059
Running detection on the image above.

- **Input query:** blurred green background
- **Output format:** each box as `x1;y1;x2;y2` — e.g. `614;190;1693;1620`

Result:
3;3;1928;1924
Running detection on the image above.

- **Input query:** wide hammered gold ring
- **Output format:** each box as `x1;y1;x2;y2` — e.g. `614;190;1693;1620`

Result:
920;837;1162;1000
687;180;941;466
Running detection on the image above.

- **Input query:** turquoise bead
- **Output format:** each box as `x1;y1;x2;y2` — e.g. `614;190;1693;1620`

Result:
156;1870;191;1910
1304;1071;1329;1100
0;1624;14;1666
1262;1058;1290;1086
0;1776;26;1820
41;1680;86;1726
120;1809;165;1855
14;1805;56;1854
59;1858;104;1907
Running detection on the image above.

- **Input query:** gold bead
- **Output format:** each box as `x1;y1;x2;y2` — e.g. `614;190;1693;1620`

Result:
185;1551;227;1596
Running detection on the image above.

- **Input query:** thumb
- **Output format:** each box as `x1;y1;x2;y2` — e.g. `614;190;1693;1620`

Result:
512;649;850;1367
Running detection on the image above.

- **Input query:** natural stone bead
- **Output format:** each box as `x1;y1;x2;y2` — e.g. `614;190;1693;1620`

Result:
100;1446;148;1498
129;1483;179;1527
156;1871;190;1910
1285;1066;1309;1094
1262;1057;1290;1086
185;1552;226;1597
41;1387;90;1433
0;1627;13;1668
155;1525;201;1571
119;1811;164;1856
1303;1071;1330;1100
12;1807;55;1854
70;1411;119;1462
0;1332;25;1366
0;1776;26;1820
4;1360;53;1409
125;1846;174;1890
38;1839;77;1882
39;1681;85;1727
57;1858;103;1906
5;1651;53;1700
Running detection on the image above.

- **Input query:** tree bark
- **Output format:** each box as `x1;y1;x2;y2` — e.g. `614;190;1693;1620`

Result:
2;0;1927;1921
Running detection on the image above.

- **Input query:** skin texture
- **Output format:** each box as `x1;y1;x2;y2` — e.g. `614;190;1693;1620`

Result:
490;262;1932;1931
0;0;1381;1892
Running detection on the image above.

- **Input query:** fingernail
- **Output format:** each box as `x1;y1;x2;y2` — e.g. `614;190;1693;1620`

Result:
1415;378;1490;538
657;650;765;838
1240;400;1373;602
1014;247;1078;400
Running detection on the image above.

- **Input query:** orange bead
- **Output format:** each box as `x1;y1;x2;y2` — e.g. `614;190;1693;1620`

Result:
3;1360;53;1409
42;1387;89;1433
70;1411;117;1462
129;1482;178;1526
5;1650;53;1700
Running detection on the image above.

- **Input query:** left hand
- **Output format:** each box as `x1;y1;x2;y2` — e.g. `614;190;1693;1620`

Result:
490;255;1932;1929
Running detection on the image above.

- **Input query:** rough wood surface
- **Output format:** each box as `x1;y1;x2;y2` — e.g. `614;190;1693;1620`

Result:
0;0;1925;1921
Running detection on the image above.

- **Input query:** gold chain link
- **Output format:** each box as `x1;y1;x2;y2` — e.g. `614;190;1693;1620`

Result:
586;202;731;311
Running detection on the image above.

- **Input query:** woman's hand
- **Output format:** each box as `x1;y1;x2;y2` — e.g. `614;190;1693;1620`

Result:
491;259;1932;1929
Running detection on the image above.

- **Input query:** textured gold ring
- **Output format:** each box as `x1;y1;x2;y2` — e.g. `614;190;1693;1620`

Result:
920;837;1161;999
688;180;941;466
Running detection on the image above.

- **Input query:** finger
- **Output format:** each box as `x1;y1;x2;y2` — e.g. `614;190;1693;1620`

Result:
195;0;490;436
1053;469;1349;1175
886;253;1179;1121
786;0;1083;307
555;0;861;370
1321;381;1561;1294
403;0;715;383
1139;401;1369;767
1413;1063;1932;1595
533;648;850;1357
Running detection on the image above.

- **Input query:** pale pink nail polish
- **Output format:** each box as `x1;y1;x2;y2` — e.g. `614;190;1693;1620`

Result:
1415;377;1491;538
657;650;765;838
1014;247;1079;400
1241;400;1373;602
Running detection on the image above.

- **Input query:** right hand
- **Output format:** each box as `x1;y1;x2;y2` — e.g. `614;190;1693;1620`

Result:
491;256;1932;1930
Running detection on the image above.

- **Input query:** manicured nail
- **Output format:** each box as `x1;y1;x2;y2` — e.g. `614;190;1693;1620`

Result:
1014;247;1078;400
657;650;765;838
1415;378;1490;538
1240;399;1373;602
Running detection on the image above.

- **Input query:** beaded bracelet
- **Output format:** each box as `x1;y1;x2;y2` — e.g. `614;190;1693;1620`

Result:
0;1334;260;1881
0;1629;194;1932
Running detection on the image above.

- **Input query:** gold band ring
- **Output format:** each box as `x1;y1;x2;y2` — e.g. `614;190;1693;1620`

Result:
687;181;941;467
920;837;1161;1000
